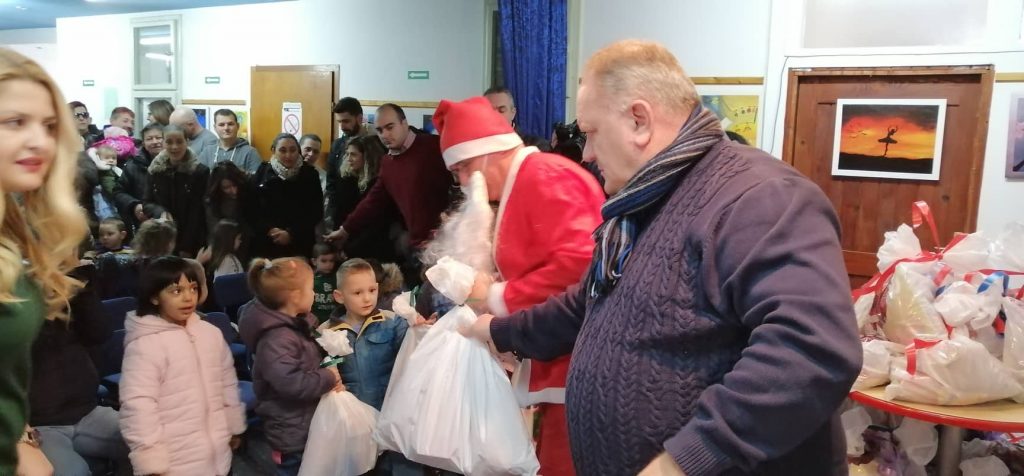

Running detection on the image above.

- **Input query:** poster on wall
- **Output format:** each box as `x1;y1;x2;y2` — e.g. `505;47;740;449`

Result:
831;99;947;181
234;109;250;140
192;107;209;129
281;102;303;137
700;95;758;146
1007;94;1024;179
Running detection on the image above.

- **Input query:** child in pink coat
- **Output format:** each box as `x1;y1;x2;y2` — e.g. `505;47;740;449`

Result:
119;256;246;476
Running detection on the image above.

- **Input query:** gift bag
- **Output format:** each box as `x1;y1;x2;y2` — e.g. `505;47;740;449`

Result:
883;264;947;345
1003;297;1024;374
854;340;903;390
877;224;922;273
374;257;539;475
298;391;381;476
886;336;1024;405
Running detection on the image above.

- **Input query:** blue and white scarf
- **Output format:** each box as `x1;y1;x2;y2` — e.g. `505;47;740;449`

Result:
587;104;723;297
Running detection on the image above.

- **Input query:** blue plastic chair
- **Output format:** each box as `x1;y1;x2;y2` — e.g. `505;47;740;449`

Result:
101;297;137;331
212;273;252;322
204;311;250;380
95;329;126;406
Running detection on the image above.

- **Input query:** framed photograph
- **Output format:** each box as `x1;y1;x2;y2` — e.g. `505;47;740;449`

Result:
1007;94;1024;179
831;98;947;181
700;94;759;146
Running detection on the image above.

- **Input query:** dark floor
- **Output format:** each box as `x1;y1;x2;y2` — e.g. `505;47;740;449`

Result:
232;425;278;475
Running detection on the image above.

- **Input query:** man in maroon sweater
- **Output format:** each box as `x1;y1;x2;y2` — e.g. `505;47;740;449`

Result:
324;104;453;271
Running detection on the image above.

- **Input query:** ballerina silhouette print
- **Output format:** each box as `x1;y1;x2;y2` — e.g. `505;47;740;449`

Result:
878;125;898;157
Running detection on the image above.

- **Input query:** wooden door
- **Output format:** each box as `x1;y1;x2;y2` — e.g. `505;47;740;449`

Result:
251;65;339;166
781;66;994;288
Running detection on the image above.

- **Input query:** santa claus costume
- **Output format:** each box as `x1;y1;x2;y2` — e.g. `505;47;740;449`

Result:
433;97;605;476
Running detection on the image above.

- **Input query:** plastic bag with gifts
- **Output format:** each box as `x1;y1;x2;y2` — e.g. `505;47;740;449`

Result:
315;327;354;358
374;257;539;475
878;224;923;273
989;222;1024;273
377;292;430;439
298;391;381;476
960;456;1010;476
886;336;1024;405
1003;297;1024;374
892;418;938;467
934;279;1003;330
854;291;877;333
854;340;904;390
841;406;872;457
942;231;993;276
883;264;947;345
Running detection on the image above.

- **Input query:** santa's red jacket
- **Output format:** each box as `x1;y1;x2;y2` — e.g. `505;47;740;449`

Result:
486;146;605;405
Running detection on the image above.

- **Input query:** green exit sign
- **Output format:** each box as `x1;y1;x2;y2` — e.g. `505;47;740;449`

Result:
407;70;430;80
205;76;221;84
82;79;95;87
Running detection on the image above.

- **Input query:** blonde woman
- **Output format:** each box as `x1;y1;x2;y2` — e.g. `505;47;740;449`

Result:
326;135;397;261
0;48;89;475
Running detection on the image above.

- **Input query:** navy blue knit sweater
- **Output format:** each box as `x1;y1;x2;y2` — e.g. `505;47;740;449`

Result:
491;139;862;476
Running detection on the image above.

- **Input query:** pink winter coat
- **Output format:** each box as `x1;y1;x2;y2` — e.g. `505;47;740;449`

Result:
119;312;246;476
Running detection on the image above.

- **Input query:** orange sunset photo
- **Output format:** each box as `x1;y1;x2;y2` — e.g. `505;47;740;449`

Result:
831;99;946;181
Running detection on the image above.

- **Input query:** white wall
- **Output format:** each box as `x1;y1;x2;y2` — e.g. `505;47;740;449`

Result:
0;28;58;77
55;0;487;120
763;0;1024;234
578;0;771;77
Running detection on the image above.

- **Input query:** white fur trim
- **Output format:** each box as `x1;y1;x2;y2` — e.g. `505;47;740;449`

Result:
511;359;566;406
442;132;523;168
492;147;539;279
487;281;509;317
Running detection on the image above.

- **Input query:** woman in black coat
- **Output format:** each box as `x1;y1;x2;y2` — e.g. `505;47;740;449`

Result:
330;135;398;262
144;125;209;257
252;133;323;259
113;122;167;229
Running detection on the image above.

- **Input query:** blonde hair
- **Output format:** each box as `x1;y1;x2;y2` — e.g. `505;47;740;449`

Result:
0;48;89;320
335;258;375;288
247;257;312;310
583;40;698;115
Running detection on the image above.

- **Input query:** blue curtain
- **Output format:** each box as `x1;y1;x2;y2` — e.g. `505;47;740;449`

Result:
499;0;567;139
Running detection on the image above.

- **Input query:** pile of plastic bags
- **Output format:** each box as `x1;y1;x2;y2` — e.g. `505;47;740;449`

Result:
853;203;1024;406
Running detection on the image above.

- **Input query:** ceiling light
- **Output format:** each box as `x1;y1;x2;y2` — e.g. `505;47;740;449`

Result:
144;53;173;62
139;36;171;46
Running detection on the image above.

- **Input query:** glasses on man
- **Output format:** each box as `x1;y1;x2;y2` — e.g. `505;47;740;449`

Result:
74;112;90;119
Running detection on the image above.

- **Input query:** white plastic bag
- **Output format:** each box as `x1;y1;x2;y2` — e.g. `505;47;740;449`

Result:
934;280;1003;330
943;231;993;276
892;418;938;467
315;328;354;357
990;222;1024;272
877;224;922;272
298;391;381;476
374;258;539;475
854;340;903;390
841;406;872;457
883;264;947;345
886;336;1024;405
959;456;1010;476
1003;297;1024;373
854;292;876;333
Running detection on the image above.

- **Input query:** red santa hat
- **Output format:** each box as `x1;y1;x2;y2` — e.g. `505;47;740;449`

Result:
433;96;523;168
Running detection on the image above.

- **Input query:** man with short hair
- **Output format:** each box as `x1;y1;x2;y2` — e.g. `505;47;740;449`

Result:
324;97;374;228
68;101;102;146
169;107;219;159
484;86;550;151
433;96;605;476
323;104;453;280
108;107;136;137
465;40;861;475
197;108;262;174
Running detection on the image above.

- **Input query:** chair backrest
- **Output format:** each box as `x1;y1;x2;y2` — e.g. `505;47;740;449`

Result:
101;296;138;331
95;329;127;377
203;311;240;344
212;272;253;321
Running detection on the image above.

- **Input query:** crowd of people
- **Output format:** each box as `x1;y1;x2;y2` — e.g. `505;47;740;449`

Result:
0;37;866;476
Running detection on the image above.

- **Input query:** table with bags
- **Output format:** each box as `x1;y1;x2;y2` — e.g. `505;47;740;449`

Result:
847;202;1024;476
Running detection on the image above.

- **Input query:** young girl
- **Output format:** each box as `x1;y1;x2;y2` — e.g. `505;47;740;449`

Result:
96;218;176;299
203;219;245;278
205;161;255;257
311;243;338;323
0;47;89;476
119;256;245;476
238;257;341;476
145;124;210;258
252;133;323;259
95;216;130;254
